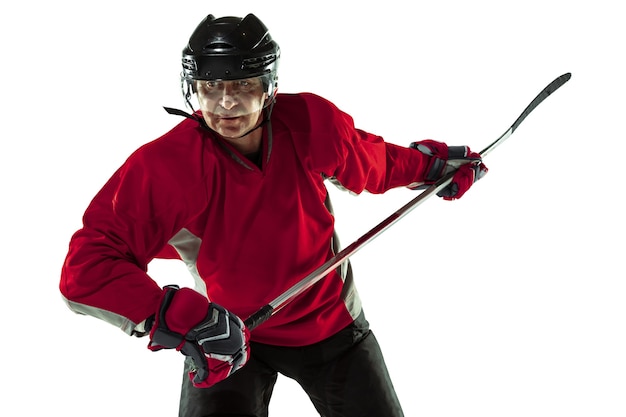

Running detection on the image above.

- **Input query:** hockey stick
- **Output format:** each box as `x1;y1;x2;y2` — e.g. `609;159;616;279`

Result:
244;72;572;331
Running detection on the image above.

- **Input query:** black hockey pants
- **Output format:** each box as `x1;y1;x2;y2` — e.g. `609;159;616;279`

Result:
178;312;404;417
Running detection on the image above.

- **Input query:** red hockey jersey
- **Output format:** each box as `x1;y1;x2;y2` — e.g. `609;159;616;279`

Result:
60;93;431;346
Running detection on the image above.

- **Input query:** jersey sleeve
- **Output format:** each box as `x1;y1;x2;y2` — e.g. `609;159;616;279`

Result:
297;93;432;194
60;126;208;335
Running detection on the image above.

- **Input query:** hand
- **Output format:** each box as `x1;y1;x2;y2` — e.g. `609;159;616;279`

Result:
148;286;250;388
410;139;488;200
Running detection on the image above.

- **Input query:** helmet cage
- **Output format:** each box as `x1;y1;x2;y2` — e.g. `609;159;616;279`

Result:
182;73;277;113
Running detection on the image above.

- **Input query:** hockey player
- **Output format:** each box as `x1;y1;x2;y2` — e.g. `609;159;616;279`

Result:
60;13;487;417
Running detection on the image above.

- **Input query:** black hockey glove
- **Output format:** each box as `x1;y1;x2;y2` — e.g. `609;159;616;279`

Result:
148;286;250;388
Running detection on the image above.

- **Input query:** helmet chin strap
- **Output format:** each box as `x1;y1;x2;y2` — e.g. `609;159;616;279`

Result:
163;98;275;140
163;106;208;127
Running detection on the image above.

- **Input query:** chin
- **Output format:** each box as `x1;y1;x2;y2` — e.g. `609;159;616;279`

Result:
216;127;248;138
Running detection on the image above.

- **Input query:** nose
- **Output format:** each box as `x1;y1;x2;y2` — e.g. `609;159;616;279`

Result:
219;83;238;110
219;94;237;110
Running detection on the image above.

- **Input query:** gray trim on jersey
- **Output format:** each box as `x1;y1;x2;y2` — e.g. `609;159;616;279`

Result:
327;176;359;196
62;296;140;336
325;192;362;321
167;228;208;297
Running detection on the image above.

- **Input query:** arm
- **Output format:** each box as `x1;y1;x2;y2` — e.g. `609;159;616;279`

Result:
301;94;485;198
61;139;251;386
333;130;432;194
293;93;432;194
60;137;208;335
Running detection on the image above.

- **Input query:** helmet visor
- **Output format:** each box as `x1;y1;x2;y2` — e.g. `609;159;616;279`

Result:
189;76;269;138
195;77;268;114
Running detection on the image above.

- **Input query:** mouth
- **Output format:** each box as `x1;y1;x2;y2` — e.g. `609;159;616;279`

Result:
218;116;243;126
217;113;244;120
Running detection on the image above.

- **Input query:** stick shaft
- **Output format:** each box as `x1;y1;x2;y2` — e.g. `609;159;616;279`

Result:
244;73;572;331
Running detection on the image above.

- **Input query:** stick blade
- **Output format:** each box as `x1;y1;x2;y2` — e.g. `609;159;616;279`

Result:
511;72;572;133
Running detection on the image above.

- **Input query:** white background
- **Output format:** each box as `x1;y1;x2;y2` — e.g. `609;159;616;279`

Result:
1;1;624;416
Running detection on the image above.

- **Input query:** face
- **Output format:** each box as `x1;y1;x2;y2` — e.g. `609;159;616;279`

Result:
195;77;268;138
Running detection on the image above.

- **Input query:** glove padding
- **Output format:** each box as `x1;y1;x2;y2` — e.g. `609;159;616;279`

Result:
148;286;250;388
409;139;488;200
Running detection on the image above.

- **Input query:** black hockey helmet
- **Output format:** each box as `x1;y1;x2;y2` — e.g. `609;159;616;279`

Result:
181;14;280;109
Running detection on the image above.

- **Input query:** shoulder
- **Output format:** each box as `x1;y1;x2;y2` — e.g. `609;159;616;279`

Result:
274;92;342;114
134;117;205;161
120;117;211;191
126;116;211;174
270;93;357;173
106;117;212;219
272;92;354;133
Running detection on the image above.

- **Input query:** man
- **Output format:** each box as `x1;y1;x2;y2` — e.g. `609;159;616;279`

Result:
60;13;487;417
